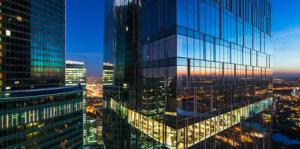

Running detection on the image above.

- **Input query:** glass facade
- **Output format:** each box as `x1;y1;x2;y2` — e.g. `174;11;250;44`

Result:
0;0;84;148
104;0;272;148
65;60;86;87
110;97;272;148
65;60;87;144
0;0;65;91
0;86;83;148
65;60;87;145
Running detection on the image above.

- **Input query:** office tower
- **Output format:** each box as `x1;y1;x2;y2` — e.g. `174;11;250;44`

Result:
0;1;65;90
103;62;114;86
0;0;83;148
66;60;87;87
65;60;87;144
104;0;272;148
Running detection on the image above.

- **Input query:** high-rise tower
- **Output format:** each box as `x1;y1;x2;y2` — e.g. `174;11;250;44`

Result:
65;60;87;145
0;0;65;90
104;0;272;148
0;0;83;148
66;60;86;87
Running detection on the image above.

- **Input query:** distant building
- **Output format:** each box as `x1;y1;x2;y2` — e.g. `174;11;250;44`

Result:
291;88;300;97
66;60;87;87
102;62;114;86
0;0;83;148
65;60;88;145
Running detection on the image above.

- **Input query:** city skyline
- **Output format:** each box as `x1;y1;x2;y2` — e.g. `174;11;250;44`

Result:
66;0;300;77
0;0;299;148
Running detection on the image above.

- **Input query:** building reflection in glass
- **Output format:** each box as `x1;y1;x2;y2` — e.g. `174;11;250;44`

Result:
104;0;272;148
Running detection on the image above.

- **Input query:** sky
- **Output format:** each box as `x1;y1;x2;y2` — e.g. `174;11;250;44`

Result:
66;0;300;78
272;0;300;77
66;0;104;77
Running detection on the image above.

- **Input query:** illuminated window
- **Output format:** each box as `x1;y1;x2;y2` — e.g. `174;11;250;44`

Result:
5;30;11;36
16;16;22;22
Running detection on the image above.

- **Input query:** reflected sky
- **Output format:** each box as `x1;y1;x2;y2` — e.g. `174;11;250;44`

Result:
66;0;300;77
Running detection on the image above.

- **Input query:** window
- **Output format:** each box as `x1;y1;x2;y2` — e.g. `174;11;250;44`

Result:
177;35;187;57
177;0;187;26
6;30;11;36
16;16;23;22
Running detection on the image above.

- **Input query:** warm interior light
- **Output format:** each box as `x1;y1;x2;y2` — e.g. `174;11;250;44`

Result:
16;16;22;22
5;30;11;36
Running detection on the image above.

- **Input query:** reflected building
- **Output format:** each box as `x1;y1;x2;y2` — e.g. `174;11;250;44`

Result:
0;0;83;148
104;0;272;148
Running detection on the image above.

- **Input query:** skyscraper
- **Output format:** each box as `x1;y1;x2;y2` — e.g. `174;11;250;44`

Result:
0;0;65;90
104;0;272;148
65;60;87;145
0;0;83;148
103;62;114;86
66;60;87;87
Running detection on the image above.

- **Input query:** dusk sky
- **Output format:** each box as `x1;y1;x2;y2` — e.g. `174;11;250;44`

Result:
66;0;300;77
272;0;300;77
66;0;103;77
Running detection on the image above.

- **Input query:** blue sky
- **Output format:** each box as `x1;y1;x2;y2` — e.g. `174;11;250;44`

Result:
66;0;300;77
272;0;300;76
66;0;104;77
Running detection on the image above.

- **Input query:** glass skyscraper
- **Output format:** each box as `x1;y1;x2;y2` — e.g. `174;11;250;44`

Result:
66;60;87;87
104;0;272;148
65;60;87;145
0;0;83;148
0;0;65;90
103;62;114;86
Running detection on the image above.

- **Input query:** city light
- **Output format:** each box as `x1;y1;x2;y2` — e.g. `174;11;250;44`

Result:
0;0;300;148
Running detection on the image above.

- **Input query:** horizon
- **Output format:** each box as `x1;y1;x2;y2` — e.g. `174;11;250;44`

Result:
1;0;300;148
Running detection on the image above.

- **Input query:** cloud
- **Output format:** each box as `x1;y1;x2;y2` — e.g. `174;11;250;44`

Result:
273;27;300;52
273;26;300;73
273;27;300;39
